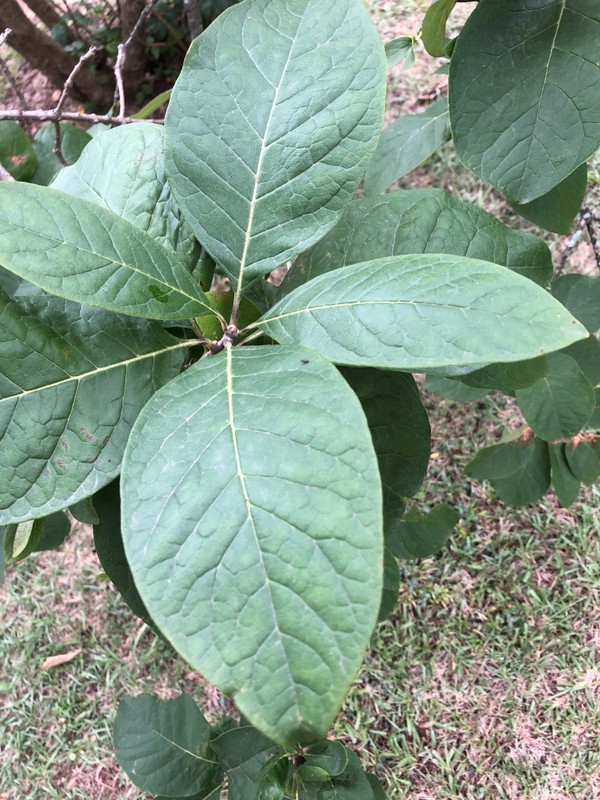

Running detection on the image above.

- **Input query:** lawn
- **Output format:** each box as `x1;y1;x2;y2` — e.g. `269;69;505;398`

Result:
1;1;599;799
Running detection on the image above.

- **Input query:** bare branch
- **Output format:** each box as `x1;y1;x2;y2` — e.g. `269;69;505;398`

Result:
0;108;163;126
0;28;12;48
0;30;33;136
114;0;158;120
183;0;204;41
582;207;600;272
52;45;100;164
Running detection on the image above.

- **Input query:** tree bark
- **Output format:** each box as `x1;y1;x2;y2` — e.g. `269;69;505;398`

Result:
119;0;148;96
2;0;113;109
21;0;67;34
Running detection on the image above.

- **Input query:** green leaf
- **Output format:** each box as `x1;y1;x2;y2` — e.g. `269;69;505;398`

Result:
422;0;457;57
516;353;595;440
590;389;600;430
490;438;551;506
458;357;548;394
300;748;375;799
0;183;211;320
0;290;187;524
3;518;44;564
510;164;588;234
296;764;330;784
114;694;221;797
549;443;581;507
565;440;600;486
69;496;99;525
0;121;37;181
52;123;200;271
279;189;443;297
466;434;536;481
30;123;92;186
425;374;488;402
387;505;458;560
366;774;387;799
165;0;386;292
561;336;600;387
340;368;431;521
552;275;600;334
449;1;600;203
385;37;414;71
33;511;71;552
364;98;450;196
304;741;348;778
132;88;172;119
258;755;289;800
378;547;400;621
386;193;554;287
121;344;383;746
258;255;588;371
211;723;281;800
93;480;151;624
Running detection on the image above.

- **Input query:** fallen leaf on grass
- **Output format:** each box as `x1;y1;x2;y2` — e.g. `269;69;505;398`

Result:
41;648;82;669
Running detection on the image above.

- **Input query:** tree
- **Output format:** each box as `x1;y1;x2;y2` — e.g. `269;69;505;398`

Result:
0;0;598;796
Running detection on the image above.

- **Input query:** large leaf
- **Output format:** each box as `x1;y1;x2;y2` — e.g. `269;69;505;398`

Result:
52;124;200;271
449;0;600;203
0;290;187;524
364;97;450;196
114;694;221;796
257;255;588;370
121;344;383;745
458;357;548;393
165;0;386;292
0;183;211;320
510;164;588;234
279;190;553;297
516;353;595;440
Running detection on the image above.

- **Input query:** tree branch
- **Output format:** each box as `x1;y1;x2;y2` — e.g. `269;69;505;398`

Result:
0;108;163;126
114;0;158;119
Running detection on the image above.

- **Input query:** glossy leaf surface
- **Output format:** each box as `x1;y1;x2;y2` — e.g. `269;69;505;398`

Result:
516;353;595;440
53;123;200;270
114;694;220;796
364;97;450;196
165;0;386;291
122;344;382;745
259;255;587;370
0;183;210;320
0;290;187;524
449;0;600;203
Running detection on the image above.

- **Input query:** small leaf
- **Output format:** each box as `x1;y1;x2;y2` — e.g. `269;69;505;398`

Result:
491;438;551;506
510;164;588;234
366;774;387;799
449;1;600;203
303;748;376;799
552;275;600;334
364;98;450;196
196;291;261;341
422;0;457;57
33;511;71;552
385;37;414;70
565;440;600;486
296;764;330;784
121;345;382;746
257;755;289;800
387;505;458;560
459;357;548;393
549;444;581;507
561;336;600;387
378;547;400;622
516;353;595;440
0;183;211;320
425;374;488;402
3;518;45;564
69;497;99;525
466;434;535;482
0;121;37;181
304;741;349;778
166;0;386;291
211;723;281;800
114;694;220;797
258;255;588;371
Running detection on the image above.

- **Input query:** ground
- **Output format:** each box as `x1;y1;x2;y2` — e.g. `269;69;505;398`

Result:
0;2;599;799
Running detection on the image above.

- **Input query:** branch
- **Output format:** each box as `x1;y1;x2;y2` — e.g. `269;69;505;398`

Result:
114;0;158;120
0;28;11;48
183;0;204;40
0;28;33;135
0;108;164;126
581;207;600;272
53;45;100;163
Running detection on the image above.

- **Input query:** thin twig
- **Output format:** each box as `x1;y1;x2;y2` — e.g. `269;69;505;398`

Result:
114;0;158;120
0;28;12;48
581;207;600;272
0;163;15;181
53;45;100;164
183;0;204;40
0;108;164;126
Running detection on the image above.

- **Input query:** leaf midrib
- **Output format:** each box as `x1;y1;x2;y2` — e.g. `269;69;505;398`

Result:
0;340;190;402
